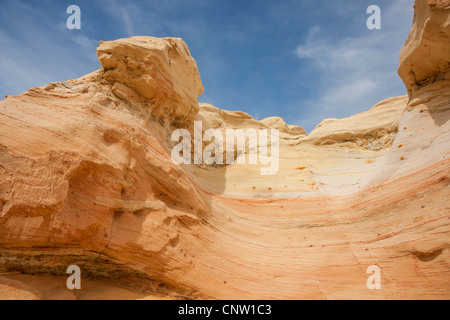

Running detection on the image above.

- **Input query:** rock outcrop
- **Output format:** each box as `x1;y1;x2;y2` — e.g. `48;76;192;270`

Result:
96;37;204;126
0;0;449;299
399;0;450;97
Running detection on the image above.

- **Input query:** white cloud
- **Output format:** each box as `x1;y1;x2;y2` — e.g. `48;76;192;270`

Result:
70;34;100;63
119;7;134;37
102;0;138;37
0;51;53;96
0;0;108;97
294;0;414;132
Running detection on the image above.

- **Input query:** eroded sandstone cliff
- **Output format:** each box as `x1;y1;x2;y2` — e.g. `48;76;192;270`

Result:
0;0;449;299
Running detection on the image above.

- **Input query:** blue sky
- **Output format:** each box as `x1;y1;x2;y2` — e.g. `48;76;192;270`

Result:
0;0;414;132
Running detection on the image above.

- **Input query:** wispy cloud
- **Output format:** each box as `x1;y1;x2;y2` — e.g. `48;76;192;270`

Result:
113;6;134;37
69;34;100;62
294;0;414;132
0;1;107;97
100;0;141;37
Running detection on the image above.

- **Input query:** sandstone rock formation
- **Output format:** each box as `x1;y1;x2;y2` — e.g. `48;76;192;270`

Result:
0;0;449;299
399;0;450;96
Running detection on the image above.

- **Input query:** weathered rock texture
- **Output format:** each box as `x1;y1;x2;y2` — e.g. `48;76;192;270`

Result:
96;37;204;126
0;0;449;299
399;0;450;96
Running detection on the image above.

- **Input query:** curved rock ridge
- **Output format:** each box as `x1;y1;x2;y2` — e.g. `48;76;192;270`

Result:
0;0;449;299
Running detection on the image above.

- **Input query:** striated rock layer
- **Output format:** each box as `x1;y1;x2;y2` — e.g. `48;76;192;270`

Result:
0;0;449;299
